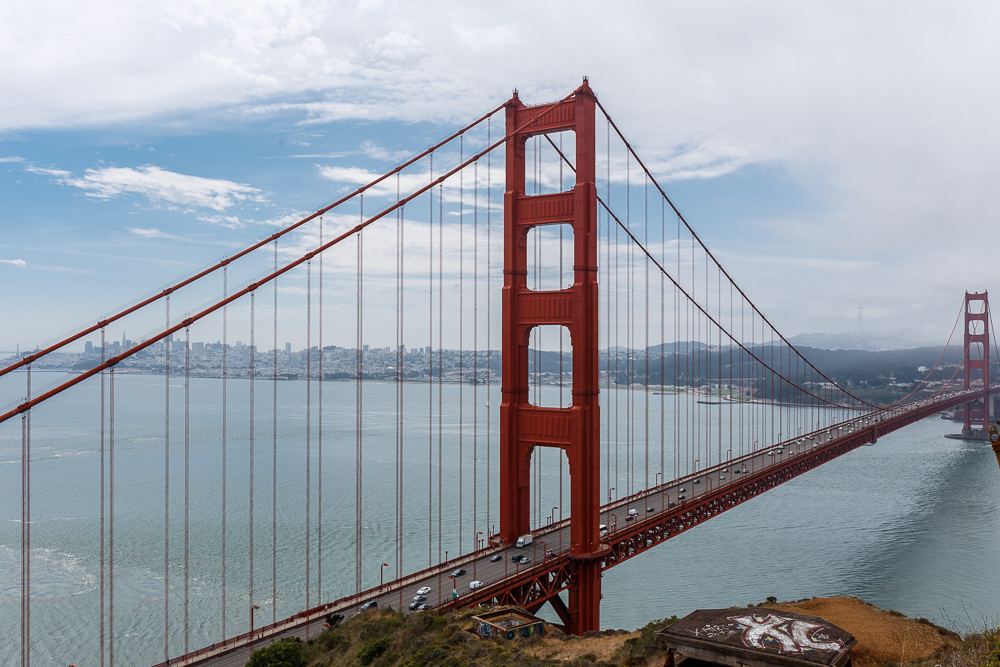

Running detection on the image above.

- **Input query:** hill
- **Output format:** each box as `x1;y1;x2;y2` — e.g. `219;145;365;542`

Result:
246;596;998;667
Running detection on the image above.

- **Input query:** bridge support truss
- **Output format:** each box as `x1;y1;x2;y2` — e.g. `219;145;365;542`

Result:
962;291;991;438
499;80;604;634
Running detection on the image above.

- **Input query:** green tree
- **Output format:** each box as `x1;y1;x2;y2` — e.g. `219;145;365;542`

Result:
246;637;304;667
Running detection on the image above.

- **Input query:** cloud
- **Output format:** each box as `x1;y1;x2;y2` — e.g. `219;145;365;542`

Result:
361;140;411;163
57;165;267;211
128;227;192;242
25;165;71;177
0;156;25;163
1;259;26;267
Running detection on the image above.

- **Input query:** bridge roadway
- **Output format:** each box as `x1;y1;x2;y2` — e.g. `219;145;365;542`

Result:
158;389;987;667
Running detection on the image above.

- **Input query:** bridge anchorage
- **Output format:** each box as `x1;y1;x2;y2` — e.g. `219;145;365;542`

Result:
4;79;998;667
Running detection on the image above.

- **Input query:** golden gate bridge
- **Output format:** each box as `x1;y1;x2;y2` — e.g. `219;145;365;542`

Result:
1;80;995;667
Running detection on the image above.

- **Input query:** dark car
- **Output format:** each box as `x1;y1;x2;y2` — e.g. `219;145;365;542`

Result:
625;514;634;521
411;595;427;603
490;554;503;562
678;494;686;500
408;601;423;610
646;506;655;512
693;478;701;484
450;568;466;577
417;603;431;611
359;600;377;611
668;501;677;508
511;554;524;562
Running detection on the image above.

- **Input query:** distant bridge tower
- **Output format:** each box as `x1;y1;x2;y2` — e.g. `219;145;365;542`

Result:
962;291;990;438
500;80;604;635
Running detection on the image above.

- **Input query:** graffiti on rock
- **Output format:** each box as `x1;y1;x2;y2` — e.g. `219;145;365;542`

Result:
727;614;845;654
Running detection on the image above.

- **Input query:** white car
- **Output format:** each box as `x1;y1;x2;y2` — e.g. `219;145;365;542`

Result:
416;586;431;596
469;580;484;590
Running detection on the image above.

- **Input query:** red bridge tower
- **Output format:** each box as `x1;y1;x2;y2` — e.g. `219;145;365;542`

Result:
962;291;990;438
500;80;604;634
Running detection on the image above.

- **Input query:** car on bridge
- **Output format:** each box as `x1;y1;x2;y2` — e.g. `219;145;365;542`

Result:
512;554;525;562
490;554;503;562
450;568;466;577
469;580;484;589
416;586;431;595
359;600;377;612
411;595;427;603
408;601;423;610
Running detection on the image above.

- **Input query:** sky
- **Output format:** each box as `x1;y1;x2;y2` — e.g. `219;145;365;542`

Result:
2;0;998;354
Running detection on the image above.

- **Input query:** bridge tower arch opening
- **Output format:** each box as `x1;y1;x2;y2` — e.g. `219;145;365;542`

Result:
962;291;990;438
500;80;605;635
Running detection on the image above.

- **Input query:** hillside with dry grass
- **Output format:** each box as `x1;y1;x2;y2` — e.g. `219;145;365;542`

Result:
246;596;999;667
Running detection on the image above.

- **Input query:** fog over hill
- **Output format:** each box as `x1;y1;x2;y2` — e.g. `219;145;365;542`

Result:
786;330;930;352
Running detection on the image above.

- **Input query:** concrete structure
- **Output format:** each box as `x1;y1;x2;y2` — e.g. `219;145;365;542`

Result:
657;608;855;667
471;606;547;641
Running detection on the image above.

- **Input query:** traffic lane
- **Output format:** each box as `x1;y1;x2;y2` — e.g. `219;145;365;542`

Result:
366;416;904;611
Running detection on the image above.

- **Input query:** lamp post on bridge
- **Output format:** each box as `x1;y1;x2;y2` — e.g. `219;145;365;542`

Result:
380;562;389;589
608;487;615;503
655;472;662;489
551;506;558;525
250;604;260;637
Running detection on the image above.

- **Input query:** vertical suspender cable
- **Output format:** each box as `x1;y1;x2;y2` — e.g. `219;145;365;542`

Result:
605;122;612;497
21;365;31;667
318;218;324;602
675;214;680;477
626;149;633;494
356;196;364;594
485;125;492;534
458;135;464;550
428;157;434;567
608;177;621;502
184;326;191;654
221;266;228;639
306;257;312;618
437;183;444;563
718;267;722;465
644;175;649;491
108;365;115;667
163;296;170;661
100;329;106;667
249;291;256;634
660;199;665;480
272;241;279;623
473;159;479;549
395;191;404;584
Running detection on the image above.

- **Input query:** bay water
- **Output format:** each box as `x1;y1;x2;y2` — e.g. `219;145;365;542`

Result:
1;373;998;666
